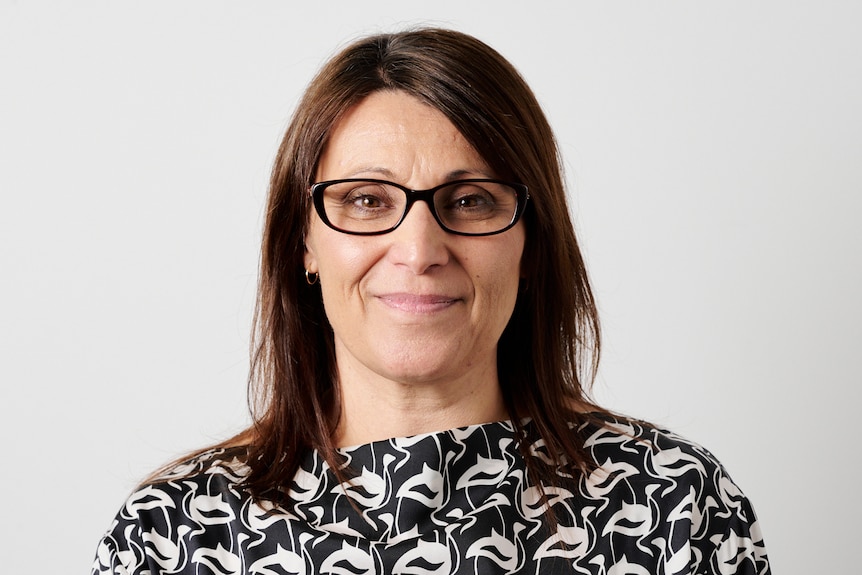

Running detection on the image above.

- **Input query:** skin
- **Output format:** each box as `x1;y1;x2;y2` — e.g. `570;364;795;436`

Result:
304;90;526;447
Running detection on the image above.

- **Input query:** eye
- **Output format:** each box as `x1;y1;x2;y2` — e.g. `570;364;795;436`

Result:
340;184;395;210
351;194;383;208
442;184;497;211
453;194;491;208
321;182;403;226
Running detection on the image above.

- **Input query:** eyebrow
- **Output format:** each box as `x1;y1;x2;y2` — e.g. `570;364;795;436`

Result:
340;167;496;181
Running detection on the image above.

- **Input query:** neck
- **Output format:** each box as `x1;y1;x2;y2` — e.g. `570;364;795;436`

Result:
332;350;508;448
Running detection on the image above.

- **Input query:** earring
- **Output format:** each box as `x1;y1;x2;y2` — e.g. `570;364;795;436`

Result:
305;269;319;285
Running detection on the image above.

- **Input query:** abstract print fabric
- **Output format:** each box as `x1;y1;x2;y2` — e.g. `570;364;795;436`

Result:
92;418;770;574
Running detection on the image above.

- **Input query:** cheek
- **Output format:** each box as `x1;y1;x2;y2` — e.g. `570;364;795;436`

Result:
474;243;523;312
309;231;382;299
499;237;526;310
323;245;374;281
496;229;526;288
496;262;523;309
307;219;352;273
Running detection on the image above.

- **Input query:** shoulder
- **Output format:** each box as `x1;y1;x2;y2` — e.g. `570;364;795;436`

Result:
148;445;251;484
578;415;748;511
573;415;770;574
125;445;251;520
582;415;729;480
91;447;252;575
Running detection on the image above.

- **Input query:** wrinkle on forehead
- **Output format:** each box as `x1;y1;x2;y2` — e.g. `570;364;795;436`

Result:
316;91;494;187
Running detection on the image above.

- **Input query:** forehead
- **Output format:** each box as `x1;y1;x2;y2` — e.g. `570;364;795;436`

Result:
316;90;492;182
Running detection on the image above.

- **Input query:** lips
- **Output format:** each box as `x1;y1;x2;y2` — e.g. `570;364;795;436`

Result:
376;293;461;314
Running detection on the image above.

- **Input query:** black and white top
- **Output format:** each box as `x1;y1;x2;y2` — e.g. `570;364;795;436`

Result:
92;417;770;574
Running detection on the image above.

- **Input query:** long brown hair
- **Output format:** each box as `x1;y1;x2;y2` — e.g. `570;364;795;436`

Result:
231;28;605;502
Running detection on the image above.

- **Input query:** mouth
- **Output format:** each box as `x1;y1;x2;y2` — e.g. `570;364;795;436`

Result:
376;293;461;314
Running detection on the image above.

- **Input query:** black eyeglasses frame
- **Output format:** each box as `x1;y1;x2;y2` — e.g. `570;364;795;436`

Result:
309;178;530;237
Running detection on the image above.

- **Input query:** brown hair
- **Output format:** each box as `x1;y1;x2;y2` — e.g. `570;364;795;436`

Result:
229;28;605;503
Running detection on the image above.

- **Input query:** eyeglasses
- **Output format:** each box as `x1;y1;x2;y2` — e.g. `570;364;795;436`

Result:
309;178;529;236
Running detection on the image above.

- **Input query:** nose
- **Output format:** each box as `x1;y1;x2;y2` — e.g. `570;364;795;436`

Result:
386;200;450;274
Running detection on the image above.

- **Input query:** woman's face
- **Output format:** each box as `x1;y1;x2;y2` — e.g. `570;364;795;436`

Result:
304;90;525;389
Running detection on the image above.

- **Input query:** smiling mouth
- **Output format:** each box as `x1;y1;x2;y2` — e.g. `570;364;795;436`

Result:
377;293;461;314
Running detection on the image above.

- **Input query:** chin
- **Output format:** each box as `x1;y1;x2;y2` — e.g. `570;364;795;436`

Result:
380;349;470;382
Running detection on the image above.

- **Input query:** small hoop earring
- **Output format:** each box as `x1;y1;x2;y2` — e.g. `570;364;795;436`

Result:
305;269;319;285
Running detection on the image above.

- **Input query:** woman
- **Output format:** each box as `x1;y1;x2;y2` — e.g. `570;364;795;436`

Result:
93;29;770;574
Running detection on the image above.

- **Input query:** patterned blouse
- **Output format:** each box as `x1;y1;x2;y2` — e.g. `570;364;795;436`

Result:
92;417;770;574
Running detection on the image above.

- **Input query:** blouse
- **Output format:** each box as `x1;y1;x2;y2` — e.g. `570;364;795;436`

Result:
92;417;770;574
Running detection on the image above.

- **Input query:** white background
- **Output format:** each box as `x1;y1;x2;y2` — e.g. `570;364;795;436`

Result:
2;1;859;572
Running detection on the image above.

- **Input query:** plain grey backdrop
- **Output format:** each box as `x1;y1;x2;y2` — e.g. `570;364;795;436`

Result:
2;1;860;572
